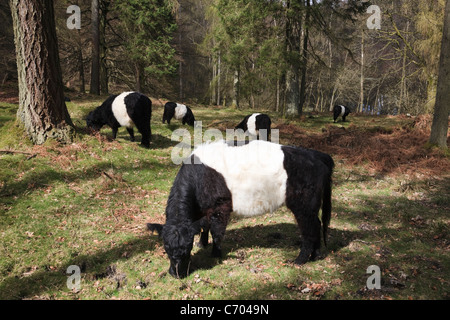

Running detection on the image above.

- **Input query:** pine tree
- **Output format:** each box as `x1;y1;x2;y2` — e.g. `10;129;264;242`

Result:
10;0;74;144
113;0;177;92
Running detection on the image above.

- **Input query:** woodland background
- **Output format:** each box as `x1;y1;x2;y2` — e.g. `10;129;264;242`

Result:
0;0;449;300
0;0;446;116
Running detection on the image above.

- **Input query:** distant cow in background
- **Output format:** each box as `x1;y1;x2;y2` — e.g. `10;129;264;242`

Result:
163;102;196;127
333;105;351;123
86;91;152;148
235;113;271;140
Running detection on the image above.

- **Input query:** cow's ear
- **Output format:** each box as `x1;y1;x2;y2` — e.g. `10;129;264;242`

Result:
147;223;164;237
191;217;207;235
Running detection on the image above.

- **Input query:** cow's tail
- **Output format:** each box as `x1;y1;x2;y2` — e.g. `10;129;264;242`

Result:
321;157;334;247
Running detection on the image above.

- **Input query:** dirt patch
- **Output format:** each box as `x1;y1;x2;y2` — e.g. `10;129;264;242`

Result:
276;115;450;177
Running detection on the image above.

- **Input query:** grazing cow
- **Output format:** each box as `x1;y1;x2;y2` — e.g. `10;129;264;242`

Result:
333;105;351;123
162;102;196;127
86;91;152;148
235;113;271;140
147;140;334;278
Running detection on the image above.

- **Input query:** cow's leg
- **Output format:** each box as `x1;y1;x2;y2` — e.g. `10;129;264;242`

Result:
162;109;167;124
208;205;231;258
134;120;151;148
126;127;135;142
287;191;322;265
293;211;321;265
112;126;119;140
333;109;339;123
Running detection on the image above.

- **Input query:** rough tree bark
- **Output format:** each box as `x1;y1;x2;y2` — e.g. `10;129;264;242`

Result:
284;0;302;117
10;0;74;145
429;0;450;149
232;69;240;109
299;0;310;114
99;0;109;95
90;0;100;95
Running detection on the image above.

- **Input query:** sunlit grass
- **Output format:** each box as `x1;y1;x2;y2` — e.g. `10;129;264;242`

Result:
0;98;448;300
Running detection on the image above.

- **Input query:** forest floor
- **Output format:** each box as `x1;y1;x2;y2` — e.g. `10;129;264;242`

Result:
0;93;449;300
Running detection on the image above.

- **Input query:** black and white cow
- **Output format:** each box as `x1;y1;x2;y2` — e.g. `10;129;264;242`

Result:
147;140;334;278
235;113;271;140
86;91;152;148
162;102;196;127
333;105;351;123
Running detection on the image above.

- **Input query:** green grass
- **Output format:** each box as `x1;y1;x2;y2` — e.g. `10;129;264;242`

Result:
0;98;448;300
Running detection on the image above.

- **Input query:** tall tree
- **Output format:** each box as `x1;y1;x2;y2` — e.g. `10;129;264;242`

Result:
113;0;177;93
10;0;74;144
299;0;311;114
99;0;110;95
90;0;100;95
284;0;303;117
429;0;450;149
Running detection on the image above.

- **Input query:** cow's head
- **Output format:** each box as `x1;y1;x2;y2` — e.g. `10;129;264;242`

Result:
147;218;205;278
86;108;105;132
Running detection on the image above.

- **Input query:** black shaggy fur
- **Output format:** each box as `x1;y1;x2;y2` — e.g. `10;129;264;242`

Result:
86;92;152;147
147;142;334;278
148;156;231;278
235;113;271;140
162;102;196;127
333;105;351;123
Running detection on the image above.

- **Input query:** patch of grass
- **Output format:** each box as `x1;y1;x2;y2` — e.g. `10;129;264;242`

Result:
0;99;448;300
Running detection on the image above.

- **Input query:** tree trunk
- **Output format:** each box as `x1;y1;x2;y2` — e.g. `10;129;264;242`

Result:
10;0;74;145
399;20;410;115
99;0;109;95
210;55;216;105
77;30;85;93
359;28;365;113
299;0;310;114
90;0;100;95
135;63;141;93
284;0;302;117
232;69;239;109
285;65;300;117
429;0;450;149
276;76;280;112
216;52;221;106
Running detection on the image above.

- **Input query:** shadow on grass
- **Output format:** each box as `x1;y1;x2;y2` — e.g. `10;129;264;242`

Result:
0;235;154;299
188;223;359;275
2;181;448;299
73;123;179;150
0;158;174;200
178;177;448;299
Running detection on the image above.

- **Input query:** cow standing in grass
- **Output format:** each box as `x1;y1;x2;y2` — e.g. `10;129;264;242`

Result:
162;102;196;127
333;105;351;123
148;140;334;278
235;113;271;140
86;91;152;148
